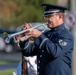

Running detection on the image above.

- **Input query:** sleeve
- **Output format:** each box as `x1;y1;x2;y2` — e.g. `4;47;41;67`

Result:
19;39;37;56
19;39;29;49
34;34;74;58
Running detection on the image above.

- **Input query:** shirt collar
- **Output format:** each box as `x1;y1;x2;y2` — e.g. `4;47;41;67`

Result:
51;23;65;31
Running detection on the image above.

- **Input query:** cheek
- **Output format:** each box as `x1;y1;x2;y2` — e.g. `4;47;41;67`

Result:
53;17;58;23
51;18;56;24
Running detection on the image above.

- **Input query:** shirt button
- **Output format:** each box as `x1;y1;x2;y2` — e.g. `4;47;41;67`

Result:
40;55;42;57
38;60;40;63
38;66;40;69
42;50;44;52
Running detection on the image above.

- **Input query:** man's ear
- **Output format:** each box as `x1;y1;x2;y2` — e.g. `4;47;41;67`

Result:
59;14;62;18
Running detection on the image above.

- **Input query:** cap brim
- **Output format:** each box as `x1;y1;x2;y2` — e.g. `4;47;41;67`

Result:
41;4;67;10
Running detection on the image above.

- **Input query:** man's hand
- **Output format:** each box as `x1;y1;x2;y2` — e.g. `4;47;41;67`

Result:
22;23;42;38
25;28;42;38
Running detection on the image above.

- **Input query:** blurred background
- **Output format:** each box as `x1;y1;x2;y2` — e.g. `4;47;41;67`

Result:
0;0;76;75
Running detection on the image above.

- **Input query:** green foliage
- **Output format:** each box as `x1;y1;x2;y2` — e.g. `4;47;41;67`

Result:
0;0;57;28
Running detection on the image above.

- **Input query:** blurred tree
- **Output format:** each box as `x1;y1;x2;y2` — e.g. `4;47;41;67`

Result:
0;0;19;27
57;0;69;7
0;0;57;28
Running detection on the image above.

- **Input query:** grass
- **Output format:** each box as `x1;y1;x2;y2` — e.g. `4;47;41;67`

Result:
0;59;21;64
0;61;8;64
0;59;21;75
0;68;15;75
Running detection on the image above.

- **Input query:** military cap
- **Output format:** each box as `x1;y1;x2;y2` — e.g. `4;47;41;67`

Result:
41;4;67;17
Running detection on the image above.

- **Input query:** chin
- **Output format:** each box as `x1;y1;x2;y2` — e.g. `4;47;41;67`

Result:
47;26;51;29
47;24;52;28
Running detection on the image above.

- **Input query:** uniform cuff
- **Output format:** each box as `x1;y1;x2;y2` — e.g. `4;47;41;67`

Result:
34;34;48;49
19;39;29;49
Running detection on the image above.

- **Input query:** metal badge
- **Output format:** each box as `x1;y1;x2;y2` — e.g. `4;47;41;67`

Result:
58;39;67;46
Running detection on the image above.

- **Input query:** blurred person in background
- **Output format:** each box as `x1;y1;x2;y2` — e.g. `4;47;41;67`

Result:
13;56;37;75
17;4;74;75
13;33;37;75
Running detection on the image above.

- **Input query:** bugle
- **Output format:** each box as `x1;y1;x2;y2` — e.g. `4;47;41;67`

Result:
3;24;46;43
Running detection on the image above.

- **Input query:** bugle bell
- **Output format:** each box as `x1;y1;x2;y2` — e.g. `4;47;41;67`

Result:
3;24;46;43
